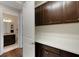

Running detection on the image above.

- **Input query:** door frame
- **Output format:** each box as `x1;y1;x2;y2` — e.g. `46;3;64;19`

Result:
0;5;23;55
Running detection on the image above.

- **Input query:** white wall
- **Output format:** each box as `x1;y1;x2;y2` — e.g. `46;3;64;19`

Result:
22;1;35;57
19;12;23;48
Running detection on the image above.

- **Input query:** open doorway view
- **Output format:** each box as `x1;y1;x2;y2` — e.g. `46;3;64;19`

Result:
0;1;35;57
3;13;18;47
0;1;24;57
1;13;22;57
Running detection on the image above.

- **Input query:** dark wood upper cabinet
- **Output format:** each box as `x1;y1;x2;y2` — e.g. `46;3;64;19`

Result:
45;1;64;24
63;1;79;23
77;2;79;18
35;1;64;26
35;1;79;26
35;3;49;26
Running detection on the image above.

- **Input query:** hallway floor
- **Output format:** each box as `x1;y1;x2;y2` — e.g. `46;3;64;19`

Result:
0;48;22;57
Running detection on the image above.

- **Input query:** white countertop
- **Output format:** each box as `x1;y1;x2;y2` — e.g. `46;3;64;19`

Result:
35;23;79;55
35;36;79;55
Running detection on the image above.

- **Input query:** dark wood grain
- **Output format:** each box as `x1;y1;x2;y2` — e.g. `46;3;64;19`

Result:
35;42;79;57
77;2;79;18
35;42;43;57
35;1;79;26
42;49;60;57
63;1;79;23
4;34;15;46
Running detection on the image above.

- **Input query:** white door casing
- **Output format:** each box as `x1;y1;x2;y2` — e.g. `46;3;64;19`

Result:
22;1;35;57
0;5;4;55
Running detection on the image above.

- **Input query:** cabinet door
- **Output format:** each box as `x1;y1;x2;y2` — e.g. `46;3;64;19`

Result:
43;44;60;55
77;2;79;18
60;50;79;57
35;1;64;26
45;1;63;24
35;7;41;26
63;1;79;23
35;43;43;57
42;49;60;57
4;35;15;46
35;1;79;26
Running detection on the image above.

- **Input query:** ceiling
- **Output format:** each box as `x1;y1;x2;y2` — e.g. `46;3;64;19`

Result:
0;1;25;11
35;1;44;6
35;1;47;7
0;1;47;10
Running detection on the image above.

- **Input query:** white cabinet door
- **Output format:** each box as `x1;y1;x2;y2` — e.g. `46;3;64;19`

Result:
22;1;35;57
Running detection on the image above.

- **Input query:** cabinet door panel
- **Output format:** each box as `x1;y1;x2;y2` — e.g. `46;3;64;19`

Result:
42;49;60;57
77;2;79;18
35;7;41;26
4;35;15;46
45;1;63;24
63;1;79;23
43;44;60;54
35;1;64;26
35;43;43;57
60;50;79;57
